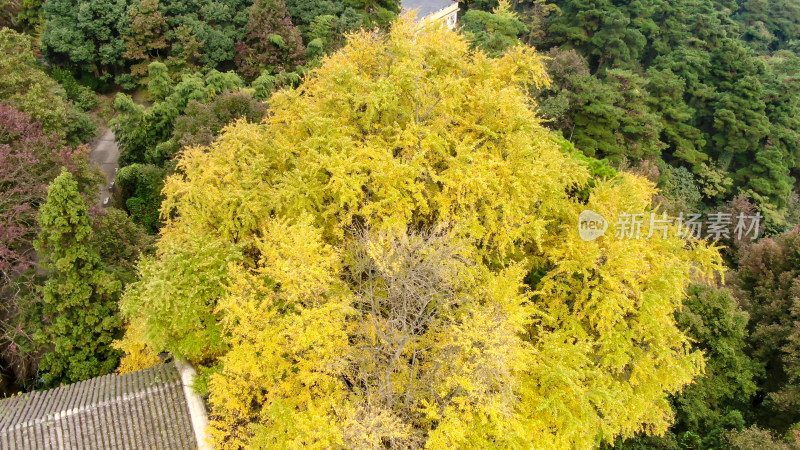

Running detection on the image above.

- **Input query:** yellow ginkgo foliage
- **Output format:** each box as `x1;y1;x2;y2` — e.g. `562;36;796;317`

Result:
119;17;722;449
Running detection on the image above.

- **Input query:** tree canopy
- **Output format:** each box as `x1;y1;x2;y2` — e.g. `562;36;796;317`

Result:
34;170;123;386
119;19;721;448
0;28;95;145
508;0;800;228
4;0;800;445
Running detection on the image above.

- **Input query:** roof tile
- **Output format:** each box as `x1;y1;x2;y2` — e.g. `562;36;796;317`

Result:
0;363;194;450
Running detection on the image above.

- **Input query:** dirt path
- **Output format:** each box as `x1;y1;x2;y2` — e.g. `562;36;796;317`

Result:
89;128;120;206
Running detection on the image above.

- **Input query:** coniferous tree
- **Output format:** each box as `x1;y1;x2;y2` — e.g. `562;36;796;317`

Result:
670;284;761;448
158;0;252;69
146;61;173;102
523;0;800;220
461;0;528;56
285;0;343;35
34;170;122;386
737;0;800;54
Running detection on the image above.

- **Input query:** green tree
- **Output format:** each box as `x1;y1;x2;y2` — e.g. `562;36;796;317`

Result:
89;207;154;284
147;61;173;102
115;164;166;233
514;0;560;46
164;24;202;73
644;68;706;169
16;0;44;32
535;0;799;216
295;6;366;55
158;0;252;69
170;90;267;149
569;68;664;162
285;0;344;37
737;0;800;54
111;93;164;165
704;41;770;173
341;0;398;28
34;170;122;386
0;29;85;142
655;163;703;214
736;51;800;225
460;0;528;56
111;69;209;166
671;284;761;447
41;0;131;79
545;0;650;71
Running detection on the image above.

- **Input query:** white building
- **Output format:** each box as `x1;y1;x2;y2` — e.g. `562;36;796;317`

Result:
401;0;459;29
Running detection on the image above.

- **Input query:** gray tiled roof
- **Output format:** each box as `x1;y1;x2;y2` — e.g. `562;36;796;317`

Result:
0;363;196;450
402;0;456;18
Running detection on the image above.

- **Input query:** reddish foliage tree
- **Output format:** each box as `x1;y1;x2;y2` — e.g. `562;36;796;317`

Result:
0;104;64;393
733;225;800;427
123;0;169;78
0;104;100;393
0;104;67;279
235;0;306;81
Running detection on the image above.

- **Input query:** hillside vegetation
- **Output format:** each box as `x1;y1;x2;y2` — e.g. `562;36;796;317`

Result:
1;0;799;448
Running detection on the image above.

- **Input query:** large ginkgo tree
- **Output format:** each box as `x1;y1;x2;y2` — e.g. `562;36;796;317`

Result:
119;18;721;448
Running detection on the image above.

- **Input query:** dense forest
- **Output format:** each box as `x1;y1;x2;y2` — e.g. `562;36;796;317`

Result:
1;0;799;448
